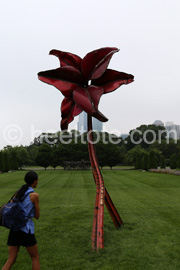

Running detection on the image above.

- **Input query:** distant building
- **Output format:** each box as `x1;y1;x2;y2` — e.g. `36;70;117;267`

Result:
153;120;164;127
152;120;180;140
92;117;103;132
77;112;103;133
77;112;87;133
165;121;174;126
165;121;180;140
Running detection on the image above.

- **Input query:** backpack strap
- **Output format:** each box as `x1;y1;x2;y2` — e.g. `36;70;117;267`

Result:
10;189;20;202
8;187;35;203
19;189;34;202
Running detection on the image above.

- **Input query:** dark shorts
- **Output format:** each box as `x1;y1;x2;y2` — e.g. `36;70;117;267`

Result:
7;230;37;247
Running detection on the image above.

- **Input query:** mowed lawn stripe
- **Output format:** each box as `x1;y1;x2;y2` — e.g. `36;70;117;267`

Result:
1;170;180;270
102;170;180;234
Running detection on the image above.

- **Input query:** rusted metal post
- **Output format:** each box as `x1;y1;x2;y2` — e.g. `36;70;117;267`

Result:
87;115;123;251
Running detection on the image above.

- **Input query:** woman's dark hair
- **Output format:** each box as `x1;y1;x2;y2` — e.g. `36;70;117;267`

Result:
14;171;38;200
24;171;38;185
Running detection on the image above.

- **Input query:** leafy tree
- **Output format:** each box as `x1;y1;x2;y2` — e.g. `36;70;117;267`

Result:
135;152;142;169
118;145;127;165
36;144;51;169
106;146;120;169
96;141;107;169
148;150;157;169
70;141;89;161
0;151;5;172
177;154;180;169
58;144;71;168
142;152;149;171
95;141;121;169
50;146;60;169
10;150;19;170
125;146;146;166
170;153;177;169
16;146;29;169
160;155;166;169
27;144;39;165
3;151;10;172
125;124;166;150
150;140;180;159
2;146;18;170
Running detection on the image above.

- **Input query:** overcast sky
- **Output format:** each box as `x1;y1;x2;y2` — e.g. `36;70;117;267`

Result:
0;0;180;149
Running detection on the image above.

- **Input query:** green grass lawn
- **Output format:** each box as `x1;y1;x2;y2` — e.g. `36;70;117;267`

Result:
1;170;180;270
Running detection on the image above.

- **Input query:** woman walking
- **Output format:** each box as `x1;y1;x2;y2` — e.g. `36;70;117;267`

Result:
2;171;40;270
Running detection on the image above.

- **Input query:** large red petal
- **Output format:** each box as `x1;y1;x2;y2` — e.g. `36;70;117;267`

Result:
81;47;119;81
92;69;134;94
73;86;108;122
49;49;82;71
38;66;83;97
61;97;82;130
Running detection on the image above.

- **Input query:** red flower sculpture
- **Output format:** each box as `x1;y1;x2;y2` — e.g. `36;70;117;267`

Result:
38;47;134;251
38;47;134;130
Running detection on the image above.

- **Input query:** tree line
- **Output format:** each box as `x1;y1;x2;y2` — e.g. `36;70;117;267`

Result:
0;125;180;172
0;131;122;171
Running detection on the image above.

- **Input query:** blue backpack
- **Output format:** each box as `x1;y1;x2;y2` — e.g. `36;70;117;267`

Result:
0;190;33;231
